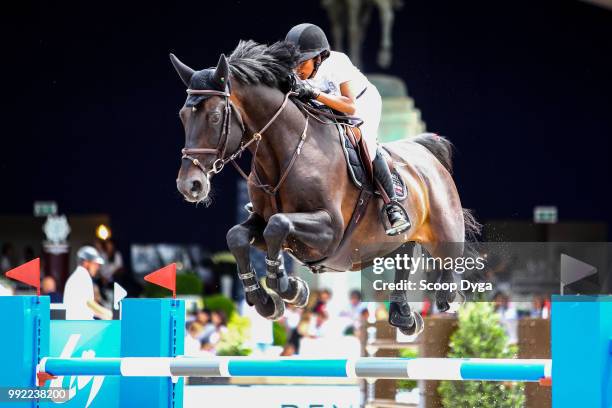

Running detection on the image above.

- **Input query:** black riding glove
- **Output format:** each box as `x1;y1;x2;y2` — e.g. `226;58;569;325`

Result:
292;78;320;102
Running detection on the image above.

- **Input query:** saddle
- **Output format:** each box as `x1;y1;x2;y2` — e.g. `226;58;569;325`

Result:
297;100;406;197
339;124;407;200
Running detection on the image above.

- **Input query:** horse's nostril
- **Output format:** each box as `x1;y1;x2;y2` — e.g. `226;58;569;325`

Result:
190;179;202;193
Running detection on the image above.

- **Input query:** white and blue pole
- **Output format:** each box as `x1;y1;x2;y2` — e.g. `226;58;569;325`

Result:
39;357;552;382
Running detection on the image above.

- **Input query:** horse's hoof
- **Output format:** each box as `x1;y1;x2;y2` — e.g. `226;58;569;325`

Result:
282;276;310;308
399;312;424;339
388;301;415;330
446;290;466;313
254;289;285;320
435;287;457;313
264;289;285;320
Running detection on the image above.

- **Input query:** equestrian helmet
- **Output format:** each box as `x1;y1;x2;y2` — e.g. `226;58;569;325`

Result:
77;246;105;265
285;23;331;63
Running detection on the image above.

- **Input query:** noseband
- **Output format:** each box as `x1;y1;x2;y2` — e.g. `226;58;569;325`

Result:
180;88;309;197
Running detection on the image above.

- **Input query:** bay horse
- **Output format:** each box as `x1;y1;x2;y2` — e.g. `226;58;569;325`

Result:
172;40;479;336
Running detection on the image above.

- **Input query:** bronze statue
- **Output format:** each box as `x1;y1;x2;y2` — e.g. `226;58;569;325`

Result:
321;0;403;69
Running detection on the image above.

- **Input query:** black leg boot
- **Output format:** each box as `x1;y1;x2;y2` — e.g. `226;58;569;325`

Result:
373;148;411;235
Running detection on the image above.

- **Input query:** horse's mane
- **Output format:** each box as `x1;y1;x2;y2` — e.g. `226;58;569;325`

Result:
227;40;300;89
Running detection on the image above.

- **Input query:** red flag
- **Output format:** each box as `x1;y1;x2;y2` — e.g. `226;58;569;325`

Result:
5;258;41;295
144;263;176;298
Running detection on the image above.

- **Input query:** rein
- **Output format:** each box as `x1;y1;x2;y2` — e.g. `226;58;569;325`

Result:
292;98;364;128
181;89;309;197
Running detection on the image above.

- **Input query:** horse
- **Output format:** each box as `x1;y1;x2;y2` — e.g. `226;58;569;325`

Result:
171;40;479;336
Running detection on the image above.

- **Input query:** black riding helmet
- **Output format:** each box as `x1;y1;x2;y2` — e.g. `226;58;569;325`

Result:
285;23;331;65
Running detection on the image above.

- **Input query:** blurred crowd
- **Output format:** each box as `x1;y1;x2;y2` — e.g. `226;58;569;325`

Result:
183;287;367;357
182;286;552;357
1;238;552;356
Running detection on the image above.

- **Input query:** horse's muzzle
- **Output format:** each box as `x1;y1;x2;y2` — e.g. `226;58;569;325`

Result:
176;173;210;203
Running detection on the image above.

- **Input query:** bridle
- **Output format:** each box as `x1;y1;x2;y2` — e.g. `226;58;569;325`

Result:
180;88;245;175
180;87;309;196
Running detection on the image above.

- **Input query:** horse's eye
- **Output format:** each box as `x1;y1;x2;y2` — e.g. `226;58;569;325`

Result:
209;112;221;124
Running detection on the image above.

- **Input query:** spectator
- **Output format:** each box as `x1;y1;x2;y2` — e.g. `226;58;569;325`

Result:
64;246;112;320
99;239;124;282
0;279;13;296
94;239;124;302
194;309;216;343
493;291;518;343
307;302;334;337
320;288;332;304
205;310;228;349
41;276;62;303
340;290;367;334
493;292;518;319
1;243;15;272
185;322;204;356
280;343;296;356
311;288;332;314
284;304;303;353
531;295;550;319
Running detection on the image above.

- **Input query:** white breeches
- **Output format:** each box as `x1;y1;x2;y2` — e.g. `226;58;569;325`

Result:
354;86;382;161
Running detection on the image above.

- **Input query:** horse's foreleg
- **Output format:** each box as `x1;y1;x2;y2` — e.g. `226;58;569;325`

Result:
226;213;285;320
262;210;335;308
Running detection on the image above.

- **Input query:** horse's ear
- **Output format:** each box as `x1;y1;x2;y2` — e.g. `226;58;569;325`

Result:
169;53;195;87
213;54;230;89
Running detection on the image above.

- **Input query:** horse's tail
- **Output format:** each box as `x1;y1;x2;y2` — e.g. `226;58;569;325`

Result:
412;133;453;173
412;133;482;241
462;208;482;242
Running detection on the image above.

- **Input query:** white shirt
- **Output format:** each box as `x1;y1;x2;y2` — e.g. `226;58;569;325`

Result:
307;51;369;96
63;266;95;320
0;281;12;296
184;334;202;356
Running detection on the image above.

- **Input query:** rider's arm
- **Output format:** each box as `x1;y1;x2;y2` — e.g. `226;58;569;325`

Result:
314;81;357;115
87;299;113;320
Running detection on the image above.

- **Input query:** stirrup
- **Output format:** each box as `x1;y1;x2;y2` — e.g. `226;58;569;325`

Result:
382;201;411;236
386;220;410;236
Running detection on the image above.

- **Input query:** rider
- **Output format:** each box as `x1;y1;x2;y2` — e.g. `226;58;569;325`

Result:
285;23;410;235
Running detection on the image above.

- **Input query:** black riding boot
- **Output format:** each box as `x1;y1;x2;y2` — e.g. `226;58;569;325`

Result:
373;148;411;235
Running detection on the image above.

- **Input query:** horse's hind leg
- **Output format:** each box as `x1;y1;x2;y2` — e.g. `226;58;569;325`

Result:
226;213;285;320
422;233;465;312
388;243;424;337
263;210;335;308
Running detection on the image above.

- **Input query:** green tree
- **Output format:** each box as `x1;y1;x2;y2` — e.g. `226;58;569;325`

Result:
216;314;252;356
397;347;418;391
202;294;237;320
438;302;525;408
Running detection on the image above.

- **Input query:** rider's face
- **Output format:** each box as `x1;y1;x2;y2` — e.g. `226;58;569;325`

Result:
296;59;315;80
295;55;321;80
